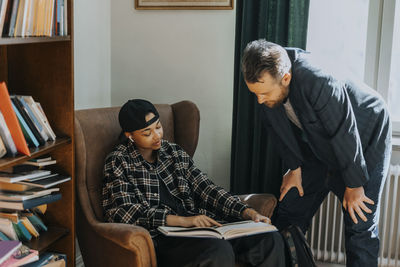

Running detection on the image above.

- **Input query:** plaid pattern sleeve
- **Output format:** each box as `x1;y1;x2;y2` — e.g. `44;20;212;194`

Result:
180;149;248;220
102;151;170;229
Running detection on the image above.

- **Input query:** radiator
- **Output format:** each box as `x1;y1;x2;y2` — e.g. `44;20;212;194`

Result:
306;164;400;266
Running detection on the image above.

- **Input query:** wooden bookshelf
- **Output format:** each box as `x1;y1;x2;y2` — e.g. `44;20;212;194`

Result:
0;137;71;169
24;227;69;253
0;36;71;45
0;0;75;266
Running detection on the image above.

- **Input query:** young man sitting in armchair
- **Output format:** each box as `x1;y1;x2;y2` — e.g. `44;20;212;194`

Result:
102;99;286;267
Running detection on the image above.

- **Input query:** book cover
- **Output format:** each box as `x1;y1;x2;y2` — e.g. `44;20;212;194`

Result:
0;246;38;267
13;0;24;37
20;216;39;238
158;220;278;240
17;96;48;142
28;156;51;163
0;169;51;183
22;96;56;140
2;0;14;36
7;0;19;37
0;218;18;240
12;220;32;241
0;231;10;240
11;97;45;146
18;174;70;188
0;181;34;192
0;0;8;35
0;111;18;156
23;213;47;232
11;101;39;148
0;240;21;265
0;192;61;210
0;82;30;156
22;159;56;167
0;137;6;158
19;0;29;37
0;187;59;201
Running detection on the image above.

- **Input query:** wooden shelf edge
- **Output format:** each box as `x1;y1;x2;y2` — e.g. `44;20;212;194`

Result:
0;36;71;45
0;137;71;169
24;226;69;253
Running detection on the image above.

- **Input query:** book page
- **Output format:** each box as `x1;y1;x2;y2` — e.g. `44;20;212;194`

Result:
215;221;277;240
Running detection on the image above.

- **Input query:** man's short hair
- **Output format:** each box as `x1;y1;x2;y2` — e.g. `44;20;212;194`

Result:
241;39;291;83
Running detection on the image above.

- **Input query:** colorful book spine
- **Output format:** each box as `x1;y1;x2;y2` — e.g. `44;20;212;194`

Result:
11;101;39;148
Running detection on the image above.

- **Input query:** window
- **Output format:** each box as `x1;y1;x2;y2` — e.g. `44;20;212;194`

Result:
306;0;400;132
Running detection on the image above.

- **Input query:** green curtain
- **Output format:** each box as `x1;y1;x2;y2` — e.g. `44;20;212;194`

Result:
230;0;310;196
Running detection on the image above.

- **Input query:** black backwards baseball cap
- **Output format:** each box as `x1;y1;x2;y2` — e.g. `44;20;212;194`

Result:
118;99;160;132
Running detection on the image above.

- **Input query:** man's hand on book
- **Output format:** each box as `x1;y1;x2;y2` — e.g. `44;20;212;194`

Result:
242;208;271;224
166;214;222;228
181;215;222;228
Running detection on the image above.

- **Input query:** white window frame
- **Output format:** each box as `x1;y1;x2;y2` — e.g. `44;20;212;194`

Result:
364;0;400;133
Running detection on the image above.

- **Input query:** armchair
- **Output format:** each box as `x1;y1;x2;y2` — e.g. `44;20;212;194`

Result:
74;101;277;267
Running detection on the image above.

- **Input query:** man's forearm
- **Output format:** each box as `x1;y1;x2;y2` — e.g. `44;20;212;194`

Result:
165;214;185;226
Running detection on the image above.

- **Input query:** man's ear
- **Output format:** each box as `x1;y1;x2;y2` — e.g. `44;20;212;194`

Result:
124;132;132;138
281;73;291;87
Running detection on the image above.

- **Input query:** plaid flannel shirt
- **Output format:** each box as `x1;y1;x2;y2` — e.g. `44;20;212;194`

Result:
102;140;248;236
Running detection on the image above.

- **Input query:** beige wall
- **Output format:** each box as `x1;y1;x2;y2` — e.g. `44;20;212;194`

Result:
74;0;111;109
75;0;237;189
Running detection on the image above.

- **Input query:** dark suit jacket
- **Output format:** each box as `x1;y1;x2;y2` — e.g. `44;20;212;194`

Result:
260;48;391;188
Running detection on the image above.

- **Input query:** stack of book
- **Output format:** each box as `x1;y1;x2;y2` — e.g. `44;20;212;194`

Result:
0;240;39;266
0;159;70;211
0;0;68;37
0;82;56;158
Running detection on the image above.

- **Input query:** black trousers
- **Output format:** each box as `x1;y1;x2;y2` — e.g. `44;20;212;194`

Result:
153;232;286;267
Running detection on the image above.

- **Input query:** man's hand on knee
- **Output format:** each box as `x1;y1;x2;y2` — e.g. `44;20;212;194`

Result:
343;186;374;224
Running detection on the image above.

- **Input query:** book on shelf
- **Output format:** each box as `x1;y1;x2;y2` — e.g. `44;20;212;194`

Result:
0;181;35;191
0;231;10;240
0;110;17;156
7;0;18;37
11;96;45;146
22;212;47;232
23;252;66;267
0;245;38;267
12;100;39;147
17;174;70;188
28;156;52;163
1;0;66;37
0;137;6;158
0;192;61;210
0;240;21;265
157;220;278;240
16;96;48;142
0;187;59;201
21;96;56;141
0;218;18;240
1;0;13;37
0;169;51;183
22;159;56;167
0;0;8;35
0;82;30;156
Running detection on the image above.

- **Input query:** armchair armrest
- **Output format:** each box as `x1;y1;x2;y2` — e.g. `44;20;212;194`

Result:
237;193;277;218
92;222;156;267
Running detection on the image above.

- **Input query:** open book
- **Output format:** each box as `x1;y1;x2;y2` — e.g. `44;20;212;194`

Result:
157;220;277;240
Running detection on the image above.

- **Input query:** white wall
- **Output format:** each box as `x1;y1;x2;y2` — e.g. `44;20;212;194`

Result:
74;0;111;110
111;1;236;189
